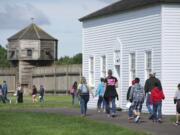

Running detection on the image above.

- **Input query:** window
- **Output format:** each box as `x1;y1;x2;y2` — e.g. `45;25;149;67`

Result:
27;49;32;57
114;50;120;65
130;53;136;82
101;56;106;78
145;51;152;79
89;57;94;86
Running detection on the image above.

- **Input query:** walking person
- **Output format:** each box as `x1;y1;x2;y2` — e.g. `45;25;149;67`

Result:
70;81;78;105
0;85;6;103
78;77;94;117
2;81;10;103
130;78;145;123
96;78;105;112
150;82;165;123
144;72;162;119
127;80;136;121
16;83;23;103
39;85;45;103
32;85;37;103
174;83;180;126
104;69;118;117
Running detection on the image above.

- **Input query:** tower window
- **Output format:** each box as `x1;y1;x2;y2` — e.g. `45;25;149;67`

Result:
27;49;32;57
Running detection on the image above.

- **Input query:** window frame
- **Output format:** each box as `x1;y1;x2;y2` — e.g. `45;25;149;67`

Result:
100;55;107;78
145;50;152;80
89;56;95;86
129;52;136;84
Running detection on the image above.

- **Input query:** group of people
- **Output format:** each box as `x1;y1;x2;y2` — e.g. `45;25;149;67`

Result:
0;81;11;103
0;81;45;104
31;85;45;103
71;69;180;126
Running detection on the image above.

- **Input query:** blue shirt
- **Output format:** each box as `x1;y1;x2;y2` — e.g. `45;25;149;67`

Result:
96;82;105;96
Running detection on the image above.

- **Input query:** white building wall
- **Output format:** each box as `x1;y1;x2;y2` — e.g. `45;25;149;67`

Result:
161;4;180;115
82;5;162;111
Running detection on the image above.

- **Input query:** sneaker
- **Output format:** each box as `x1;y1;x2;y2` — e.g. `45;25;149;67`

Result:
98;110;101;113
158;119;162;123
174;122;180;126
149;114;153;120
107;114;111;118
111;113;116;118
134;116;140;123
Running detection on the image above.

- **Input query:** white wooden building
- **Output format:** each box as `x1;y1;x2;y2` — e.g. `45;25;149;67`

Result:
79;0;180;115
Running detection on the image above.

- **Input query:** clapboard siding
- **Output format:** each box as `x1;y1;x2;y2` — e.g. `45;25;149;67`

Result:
161;4;180;114
82;5;162;110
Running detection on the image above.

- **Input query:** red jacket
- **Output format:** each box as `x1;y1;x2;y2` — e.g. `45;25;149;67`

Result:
150;87;165;104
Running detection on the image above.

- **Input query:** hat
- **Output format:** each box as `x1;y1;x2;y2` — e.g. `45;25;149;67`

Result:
132;80;136;85
149;71;156;76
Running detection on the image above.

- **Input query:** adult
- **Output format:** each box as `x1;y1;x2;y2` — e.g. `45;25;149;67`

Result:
144;72;162;119
130;78;145;123
78;77;94;117
32;85;37;103
104;69;118;117
174;83;180;126
39;85;45;103
16;83;23;103
0;85;6;103
2;81;10;103
70;81;78;105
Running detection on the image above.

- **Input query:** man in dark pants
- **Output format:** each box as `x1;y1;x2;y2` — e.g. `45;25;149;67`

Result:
144;72;162;119
2;81;10;103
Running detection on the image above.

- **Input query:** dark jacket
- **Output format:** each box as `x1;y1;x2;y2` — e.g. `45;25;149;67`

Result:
127;86;132;101
144;77;162;94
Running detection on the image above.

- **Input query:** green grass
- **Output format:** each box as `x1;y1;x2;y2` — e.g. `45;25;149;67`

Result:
0;111;150;135
0;95;79;110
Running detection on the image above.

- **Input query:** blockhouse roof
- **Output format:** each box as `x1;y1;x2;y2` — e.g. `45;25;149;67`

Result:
8;23;57;41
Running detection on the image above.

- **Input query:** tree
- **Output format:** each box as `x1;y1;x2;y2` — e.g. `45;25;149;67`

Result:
0;45;11;67
56;53;82;65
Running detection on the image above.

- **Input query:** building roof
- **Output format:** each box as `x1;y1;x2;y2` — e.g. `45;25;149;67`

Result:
79;0;180;22
8;23;57;41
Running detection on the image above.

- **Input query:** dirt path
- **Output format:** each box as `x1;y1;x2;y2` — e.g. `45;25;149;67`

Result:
14;108;180;135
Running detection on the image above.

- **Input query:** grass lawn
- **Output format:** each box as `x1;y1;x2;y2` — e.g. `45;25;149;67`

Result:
0;111;150;135
0;95;79;110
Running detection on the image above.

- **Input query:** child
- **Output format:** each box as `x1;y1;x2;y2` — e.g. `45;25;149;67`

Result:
32;85;37;103
174;83;180;126
70;81;78;105
127;80;136;120
130;78;145;123
150;82;165;123
96;78;105;112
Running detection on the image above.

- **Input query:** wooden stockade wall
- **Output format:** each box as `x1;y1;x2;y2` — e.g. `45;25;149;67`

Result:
32;64;82;94
0;64;82;94
0;68;16;92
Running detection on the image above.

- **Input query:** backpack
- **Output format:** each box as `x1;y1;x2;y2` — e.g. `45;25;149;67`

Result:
132;84;144;102
79;84;89;95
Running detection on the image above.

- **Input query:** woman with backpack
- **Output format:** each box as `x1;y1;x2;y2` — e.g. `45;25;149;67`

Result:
78;77;94;117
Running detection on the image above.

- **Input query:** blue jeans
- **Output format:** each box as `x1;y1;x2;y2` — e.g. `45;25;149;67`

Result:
105;97;116;114
80;95;89;115
128;105;133;117
153;102;162;120
146;93;153;114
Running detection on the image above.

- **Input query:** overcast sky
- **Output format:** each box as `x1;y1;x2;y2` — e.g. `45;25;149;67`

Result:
0;0;119;57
